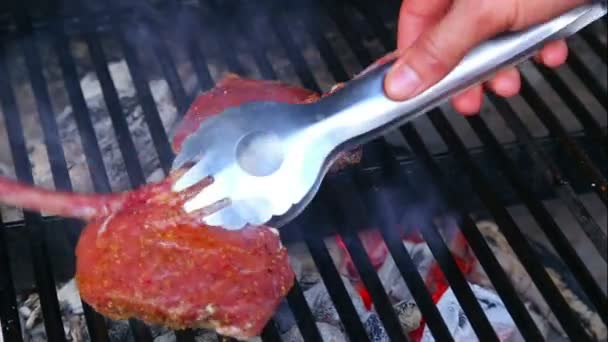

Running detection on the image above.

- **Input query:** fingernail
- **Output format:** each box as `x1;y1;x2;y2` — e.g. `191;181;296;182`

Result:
386;64;422;99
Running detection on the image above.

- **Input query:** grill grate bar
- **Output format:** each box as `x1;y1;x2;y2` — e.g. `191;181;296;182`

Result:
298;7;350;83
128;319;154;342
466;113;608;322
320;0;373;66
0;42;67;342
427;109;594;340
534;64;606;146
283;281;324;342
182;20;213;94
491;94;607;259
18;32;72;190
179;2;213;93
398;127;547;341
108;0;191;112
146;28;189;114
196;1;245;76
84;33;147;187
565;47;608;113
51;27;112;193
579;27;607;59
319;184;410;341
387;194;500;342
155;37;189;110
233;6;278;80
348;0;394;52
112;25;176;174
519;77;608;204
51;23;115;342
296;210;371;342
175;329;196;342
260;322;281;342
270;7;321;93
0;219;23;342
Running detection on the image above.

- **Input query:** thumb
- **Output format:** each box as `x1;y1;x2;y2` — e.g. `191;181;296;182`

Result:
385;0;515;100
385;0;589;101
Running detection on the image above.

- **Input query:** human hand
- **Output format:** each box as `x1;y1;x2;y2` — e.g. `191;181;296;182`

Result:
384;0;589;115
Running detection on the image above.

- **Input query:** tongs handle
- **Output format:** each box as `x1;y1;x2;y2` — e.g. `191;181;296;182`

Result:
314;2;607;149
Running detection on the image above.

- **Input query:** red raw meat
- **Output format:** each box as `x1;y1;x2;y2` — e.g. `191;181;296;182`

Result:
173;74;362;172
0;74;365;339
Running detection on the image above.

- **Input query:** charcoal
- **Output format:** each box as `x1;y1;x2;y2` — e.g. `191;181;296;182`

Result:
420;283;548;342
56;279;83;315
303;282;341;326
288;243;321;290
362;312;389;342
377;240;434;303
303;277;367;325
394;300;421;333
17;279;89;342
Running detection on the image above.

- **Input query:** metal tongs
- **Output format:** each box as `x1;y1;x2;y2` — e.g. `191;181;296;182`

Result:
171;3;607;230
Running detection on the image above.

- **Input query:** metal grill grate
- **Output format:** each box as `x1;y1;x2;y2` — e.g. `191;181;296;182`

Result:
0;0;606;341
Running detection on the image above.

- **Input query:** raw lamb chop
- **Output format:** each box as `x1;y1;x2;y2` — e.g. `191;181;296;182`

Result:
0;74;363;340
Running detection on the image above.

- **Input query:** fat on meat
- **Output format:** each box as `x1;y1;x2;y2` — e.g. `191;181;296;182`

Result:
0;73;368;340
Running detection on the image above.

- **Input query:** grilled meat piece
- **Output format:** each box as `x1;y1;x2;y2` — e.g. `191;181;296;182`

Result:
0;75;362;340
75;172;293;339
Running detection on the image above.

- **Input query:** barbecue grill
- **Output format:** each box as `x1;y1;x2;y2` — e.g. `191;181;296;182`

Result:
0;0;606;341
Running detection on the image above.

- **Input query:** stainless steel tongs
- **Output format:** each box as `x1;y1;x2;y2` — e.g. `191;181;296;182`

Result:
171;3;606;230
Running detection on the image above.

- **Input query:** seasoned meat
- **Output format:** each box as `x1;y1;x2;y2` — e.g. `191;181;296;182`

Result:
0;74;363;340
75;172;294;339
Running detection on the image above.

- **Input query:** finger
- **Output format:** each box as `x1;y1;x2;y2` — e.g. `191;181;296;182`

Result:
452;85;483;115
538;39;569;67
386;0;514;100
486;67;521;98
385;0;587;101
509;0;589;30
397;0;452;49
